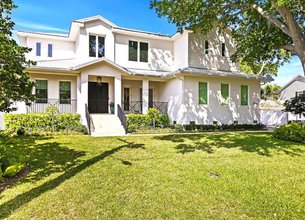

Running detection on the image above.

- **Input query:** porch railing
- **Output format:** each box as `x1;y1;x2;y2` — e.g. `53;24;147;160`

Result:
121;101;168;115
27;99;77;114
117;104;127;133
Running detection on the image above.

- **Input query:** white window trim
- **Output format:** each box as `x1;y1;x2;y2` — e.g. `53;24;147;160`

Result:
36;42;41;57
198;81;209;106
128;40;150;63
48;44;53;57
204;40;209;55
59;80;72;102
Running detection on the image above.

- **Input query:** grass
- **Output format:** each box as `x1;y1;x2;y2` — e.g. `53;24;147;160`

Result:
0;132;305;219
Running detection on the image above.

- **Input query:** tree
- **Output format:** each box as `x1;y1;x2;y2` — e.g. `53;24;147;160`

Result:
150;0;305;76
284;94;305;117
0;0;35;112
261;84;281;100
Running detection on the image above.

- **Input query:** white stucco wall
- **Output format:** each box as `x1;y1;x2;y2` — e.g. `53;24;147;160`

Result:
115;34;174;71
279;80;305;101
173;32;189;69
75;20;115;61
188;29;239;71
30;73;78;100
158;77;184;123
25;37;75;60
181;75;260;124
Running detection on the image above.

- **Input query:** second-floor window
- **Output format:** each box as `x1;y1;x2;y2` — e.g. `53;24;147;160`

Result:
129;40;148;62
36;42;41;56
222;43;226;57
89;35;105;58
204;40;209;55
36;80;48;103
48;44;53;57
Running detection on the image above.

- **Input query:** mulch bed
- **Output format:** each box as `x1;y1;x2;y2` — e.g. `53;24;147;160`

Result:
0;165;30;192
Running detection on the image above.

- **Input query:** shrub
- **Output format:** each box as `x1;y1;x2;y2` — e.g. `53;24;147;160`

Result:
273;122;305;143
0;165;3;183
16;127;25;136
126;108;170;132
4;113;87;135
3;164;24;178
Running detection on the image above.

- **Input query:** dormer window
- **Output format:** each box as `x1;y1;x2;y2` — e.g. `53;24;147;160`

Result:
204;40;209;55
36;42;41;56
89;35;105;58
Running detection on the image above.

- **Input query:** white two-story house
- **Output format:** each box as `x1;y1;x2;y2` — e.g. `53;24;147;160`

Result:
5;15;264;135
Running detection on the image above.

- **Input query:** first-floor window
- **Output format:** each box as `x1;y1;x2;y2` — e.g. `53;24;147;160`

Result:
241;85;249;106
199;82;208;105
221;84;229;105
59;81;71;104
36;80;48;103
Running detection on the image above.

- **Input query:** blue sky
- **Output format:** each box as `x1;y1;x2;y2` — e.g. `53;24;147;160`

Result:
12;0;303;86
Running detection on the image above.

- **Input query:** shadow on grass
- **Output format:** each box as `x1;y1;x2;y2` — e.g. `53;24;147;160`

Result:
154;132;305;156
0;135;85;183
0;137;144;219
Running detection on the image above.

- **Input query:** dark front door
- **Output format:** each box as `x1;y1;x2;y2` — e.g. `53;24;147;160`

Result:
88;82;109;113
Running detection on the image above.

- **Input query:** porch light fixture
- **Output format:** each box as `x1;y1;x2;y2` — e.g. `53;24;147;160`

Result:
97;76;102;86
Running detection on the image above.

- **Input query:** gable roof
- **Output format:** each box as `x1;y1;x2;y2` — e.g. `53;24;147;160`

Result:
74;15;118;28
279;75;305;93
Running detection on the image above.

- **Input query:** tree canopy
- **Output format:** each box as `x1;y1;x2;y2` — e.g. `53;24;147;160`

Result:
0;0;35;112
151;0;305;76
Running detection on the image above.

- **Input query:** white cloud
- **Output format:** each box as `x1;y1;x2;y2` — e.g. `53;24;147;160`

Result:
15;19;67;33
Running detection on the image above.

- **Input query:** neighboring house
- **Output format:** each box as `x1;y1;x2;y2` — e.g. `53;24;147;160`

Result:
2;15;265;135
278;75;305;101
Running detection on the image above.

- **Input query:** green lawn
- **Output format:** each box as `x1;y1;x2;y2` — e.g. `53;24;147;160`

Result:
0;132;305;219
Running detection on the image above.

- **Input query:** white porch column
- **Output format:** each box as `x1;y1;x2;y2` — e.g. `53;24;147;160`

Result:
114;75;122;115
142;79;149;114
80;72;88;125
77;74;81;114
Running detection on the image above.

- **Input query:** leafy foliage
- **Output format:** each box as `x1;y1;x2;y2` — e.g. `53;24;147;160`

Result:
273;122;305;143
261;84;281;100
0;0;36;112
127;108;170;132
4;113;87;135
151;0;305;75
284;95;305;116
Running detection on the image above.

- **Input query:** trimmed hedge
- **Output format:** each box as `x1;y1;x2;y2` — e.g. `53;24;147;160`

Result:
273;122;305;143
126;108;170;132
4;113;87;135
183;123;266;131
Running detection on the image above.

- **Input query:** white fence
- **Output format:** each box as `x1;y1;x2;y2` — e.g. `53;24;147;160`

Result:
260;109;305;126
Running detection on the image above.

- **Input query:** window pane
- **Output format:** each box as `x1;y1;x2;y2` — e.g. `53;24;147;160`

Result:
98;37;105;58
48;44;53;57
241;85;248;105
140;42;148;62
221;84;229;105
60;81;71;104
89;35;96;57
36;80;48;103
222;43;226;57
129;41;138;61
205;40;209;54
36;42;41;56
199;82;208;104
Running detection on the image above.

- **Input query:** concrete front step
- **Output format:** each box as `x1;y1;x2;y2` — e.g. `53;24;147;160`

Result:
90;114;126;137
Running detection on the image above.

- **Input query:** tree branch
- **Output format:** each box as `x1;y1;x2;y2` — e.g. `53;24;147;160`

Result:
226;3;292;37
282;44;297;54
